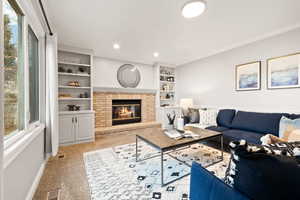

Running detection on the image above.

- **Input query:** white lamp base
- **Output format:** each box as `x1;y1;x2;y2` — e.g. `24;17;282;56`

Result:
177;117;184;131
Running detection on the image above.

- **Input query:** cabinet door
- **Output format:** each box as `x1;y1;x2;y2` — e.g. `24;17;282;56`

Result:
59;115;75;144
75;114;94;141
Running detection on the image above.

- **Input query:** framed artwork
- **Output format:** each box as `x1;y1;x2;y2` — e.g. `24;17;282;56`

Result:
236;61;261;91
267;53;300;89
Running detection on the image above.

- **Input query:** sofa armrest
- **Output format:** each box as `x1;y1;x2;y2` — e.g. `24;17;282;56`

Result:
190;162;249;200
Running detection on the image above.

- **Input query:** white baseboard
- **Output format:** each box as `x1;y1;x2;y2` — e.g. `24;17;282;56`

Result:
25;159;47;200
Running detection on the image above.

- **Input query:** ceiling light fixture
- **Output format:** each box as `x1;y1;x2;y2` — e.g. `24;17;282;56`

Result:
113;43;120;49
182;0;206;19
153;52;159;58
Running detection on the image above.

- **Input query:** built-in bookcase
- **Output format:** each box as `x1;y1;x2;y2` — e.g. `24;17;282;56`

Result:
57;50;93;113
159;66;176;107
154;64;180;129
57;47;95;146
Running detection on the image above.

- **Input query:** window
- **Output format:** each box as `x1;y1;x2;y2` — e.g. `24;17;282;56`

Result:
3;0;24;137
28;26;39;123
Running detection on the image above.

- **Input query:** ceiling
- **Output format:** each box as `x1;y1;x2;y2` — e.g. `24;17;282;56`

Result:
46;0;300;66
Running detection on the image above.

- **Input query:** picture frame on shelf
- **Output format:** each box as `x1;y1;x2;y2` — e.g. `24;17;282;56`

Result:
235;61;261;91
267;52;300;89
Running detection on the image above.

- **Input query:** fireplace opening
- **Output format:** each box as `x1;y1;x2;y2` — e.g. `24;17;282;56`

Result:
112;99;141;126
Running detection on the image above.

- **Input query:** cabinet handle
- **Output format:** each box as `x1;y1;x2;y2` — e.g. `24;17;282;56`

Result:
72;117;74;123
75;117;77;123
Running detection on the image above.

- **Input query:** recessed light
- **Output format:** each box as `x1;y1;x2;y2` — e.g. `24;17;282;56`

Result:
182;0;206;19
113;43;120;49
153;52;159;57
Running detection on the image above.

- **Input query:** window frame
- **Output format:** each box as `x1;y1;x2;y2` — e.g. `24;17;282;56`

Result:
3;0;42;150
27;25;40;124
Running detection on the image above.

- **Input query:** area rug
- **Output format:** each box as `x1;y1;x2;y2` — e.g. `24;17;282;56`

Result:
83;142;230;200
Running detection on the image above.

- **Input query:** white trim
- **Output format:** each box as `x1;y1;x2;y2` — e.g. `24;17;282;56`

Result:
3;124;45;169
58;44;94;55
15;0;45;37
4;121;41;150
93;55;153;67
93;86;157;94
25;157;48;200
179;23;300;66
0;0;5;199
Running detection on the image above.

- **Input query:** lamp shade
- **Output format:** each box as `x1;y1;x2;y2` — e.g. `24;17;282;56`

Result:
180;98;194;108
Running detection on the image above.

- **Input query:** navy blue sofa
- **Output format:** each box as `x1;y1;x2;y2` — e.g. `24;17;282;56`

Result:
190;109;300;200
205;109;300;145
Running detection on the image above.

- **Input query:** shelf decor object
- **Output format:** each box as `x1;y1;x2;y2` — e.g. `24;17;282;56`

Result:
267;52;300;89
57;46;95;146
159;66;176;107
117;64;141;88
236;61;261;91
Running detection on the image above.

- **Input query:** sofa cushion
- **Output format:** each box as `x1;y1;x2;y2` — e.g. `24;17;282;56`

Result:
222;129;262;144
188;108;200;123
287;113;300;120
217;109;236;128
278;116;300;142
225;140;300;200
231;111;288;136
206;126;229;132
199;109;218;126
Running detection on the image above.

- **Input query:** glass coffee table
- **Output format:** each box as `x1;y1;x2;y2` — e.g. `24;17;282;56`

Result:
136;126;223;186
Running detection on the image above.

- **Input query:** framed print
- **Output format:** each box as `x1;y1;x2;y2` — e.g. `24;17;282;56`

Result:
236;61;261;91
267;53;300;89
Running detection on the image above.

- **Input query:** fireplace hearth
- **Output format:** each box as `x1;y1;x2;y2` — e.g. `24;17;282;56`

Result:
112;99;141;125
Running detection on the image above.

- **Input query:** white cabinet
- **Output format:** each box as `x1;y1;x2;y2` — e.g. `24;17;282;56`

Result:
59;112;95;145
76;114;94;141
59;115;75;143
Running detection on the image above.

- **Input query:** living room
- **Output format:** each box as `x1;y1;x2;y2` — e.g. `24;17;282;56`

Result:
1;0;300;200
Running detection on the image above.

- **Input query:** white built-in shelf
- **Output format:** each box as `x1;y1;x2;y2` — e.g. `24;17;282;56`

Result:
58;50;93;113
59;110;95;115
58;98;91;101
160;81;176;84
58;61;91;67
160;90;175;93
58;72;90;77
158;65;176;107
59;86;91;89
160;74;175;77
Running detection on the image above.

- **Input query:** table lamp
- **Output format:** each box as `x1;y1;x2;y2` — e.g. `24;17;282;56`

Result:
177;98;194;130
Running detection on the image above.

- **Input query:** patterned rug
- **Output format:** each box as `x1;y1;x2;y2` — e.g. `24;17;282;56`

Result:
83;141;230;200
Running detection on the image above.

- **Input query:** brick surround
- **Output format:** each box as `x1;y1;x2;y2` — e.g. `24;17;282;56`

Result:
93;92;156;128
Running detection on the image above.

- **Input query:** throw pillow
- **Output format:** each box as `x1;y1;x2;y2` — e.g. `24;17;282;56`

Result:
199;109;218;126
216;109;236;128
188;108;199;123
261;132;300;145
225;140;300;200
279;116;300;141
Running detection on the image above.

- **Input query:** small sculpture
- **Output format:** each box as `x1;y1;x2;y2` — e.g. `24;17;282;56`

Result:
167;111;176;125
78;67;85;73
58;66;65;72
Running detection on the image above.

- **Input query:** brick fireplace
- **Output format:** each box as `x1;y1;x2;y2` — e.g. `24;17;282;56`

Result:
93;91;156;130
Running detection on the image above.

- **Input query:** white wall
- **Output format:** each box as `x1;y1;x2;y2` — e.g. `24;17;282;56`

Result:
177;28;300;113
4;131;45;200
93;57;155;89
